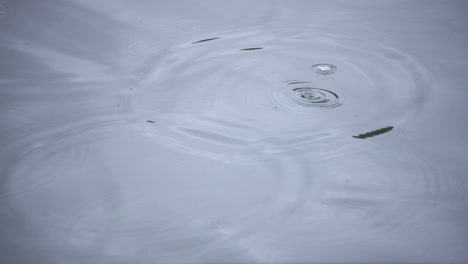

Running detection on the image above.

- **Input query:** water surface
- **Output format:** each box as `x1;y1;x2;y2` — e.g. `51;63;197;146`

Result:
1;0;468;263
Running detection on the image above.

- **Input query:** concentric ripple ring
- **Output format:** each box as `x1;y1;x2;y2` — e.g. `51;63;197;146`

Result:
290;87;341;108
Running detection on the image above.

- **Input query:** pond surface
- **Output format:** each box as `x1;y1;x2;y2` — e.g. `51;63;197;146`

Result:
1;1;468;263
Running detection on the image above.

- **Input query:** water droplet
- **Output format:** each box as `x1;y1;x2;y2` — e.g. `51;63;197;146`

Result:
291;87;341;108
311;63;337;75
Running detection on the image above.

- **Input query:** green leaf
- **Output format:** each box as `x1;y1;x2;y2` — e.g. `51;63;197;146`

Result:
353;126;394;139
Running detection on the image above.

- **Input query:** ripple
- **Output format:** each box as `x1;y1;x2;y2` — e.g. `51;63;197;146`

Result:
132;29;430;159
140;113;350;160
290;87;341;108
60;197;227;261
0;113;138;200
3;135;317;262
252;144;438;245
269;81;342;111
0;113;319;262
323;145;437;241
0;3;462;263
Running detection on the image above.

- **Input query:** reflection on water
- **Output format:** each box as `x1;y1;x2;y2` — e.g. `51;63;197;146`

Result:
1;0;468;263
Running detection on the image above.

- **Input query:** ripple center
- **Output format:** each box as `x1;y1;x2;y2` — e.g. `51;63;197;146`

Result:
311;63;337;75
291;87;341;108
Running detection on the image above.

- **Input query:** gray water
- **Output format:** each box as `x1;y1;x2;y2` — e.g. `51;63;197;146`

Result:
1;0;468;263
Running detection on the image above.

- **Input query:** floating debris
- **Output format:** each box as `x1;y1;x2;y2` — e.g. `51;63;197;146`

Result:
353;126;394;139
192;38;220;44
240;47;263;51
